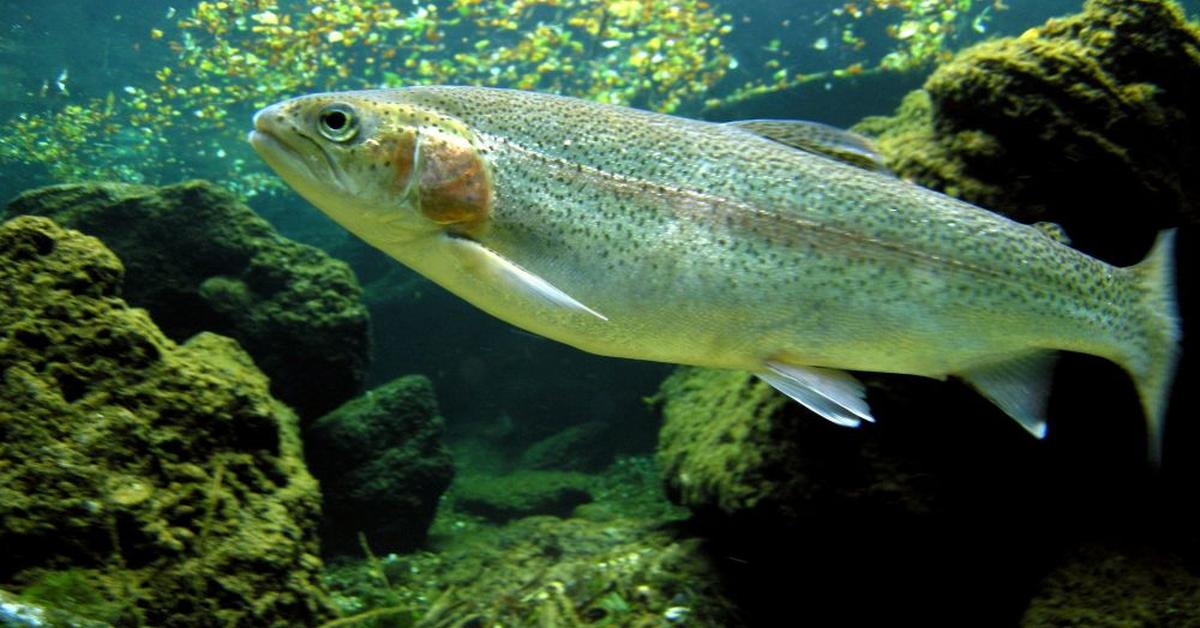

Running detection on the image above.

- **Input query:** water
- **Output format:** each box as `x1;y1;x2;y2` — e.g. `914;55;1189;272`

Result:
1;1;1198;626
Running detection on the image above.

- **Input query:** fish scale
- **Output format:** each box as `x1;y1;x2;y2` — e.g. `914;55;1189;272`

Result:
249;86;1179;463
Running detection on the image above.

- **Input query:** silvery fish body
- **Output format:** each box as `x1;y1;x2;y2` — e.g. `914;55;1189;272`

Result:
249;86;1178;460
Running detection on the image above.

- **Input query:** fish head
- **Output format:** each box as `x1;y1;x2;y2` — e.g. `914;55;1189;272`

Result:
248;91;491;245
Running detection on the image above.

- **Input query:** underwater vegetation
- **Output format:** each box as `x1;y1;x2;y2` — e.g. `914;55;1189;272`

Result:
0;216;334;625
1;0;1198;626
5;180;371;420
0;0;1005;197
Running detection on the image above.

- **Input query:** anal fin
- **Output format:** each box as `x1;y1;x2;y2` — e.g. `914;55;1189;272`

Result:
759;362;875;428
958;351;1057;438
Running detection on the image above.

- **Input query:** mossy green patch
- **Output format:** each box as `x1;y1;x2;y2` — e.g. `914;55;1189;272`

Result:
1022;543;1200;626
328;515;737;627
0;215;335;625
4;180;371;420
653;368;788;514
518;421;613;472
17;568;133;625
452;470;595;522
652;367;953;525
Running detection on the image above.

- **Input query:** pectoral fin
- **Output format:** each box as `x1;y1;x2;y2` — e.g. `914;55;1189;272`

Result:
445;234;608;321
958;351;1057;438
759;362;875;428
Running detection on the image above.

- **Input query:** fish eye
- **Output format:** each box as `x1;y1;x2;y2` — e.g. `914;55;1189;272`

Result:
317;104;358;142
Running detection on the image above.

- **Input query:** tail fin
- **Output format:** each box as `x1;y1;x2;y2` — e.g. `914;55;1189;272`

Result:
1123;229;1180;465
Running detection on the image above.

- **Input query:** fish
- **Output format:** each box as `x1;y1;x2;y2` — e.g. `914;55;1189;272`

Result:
248;86;1179;462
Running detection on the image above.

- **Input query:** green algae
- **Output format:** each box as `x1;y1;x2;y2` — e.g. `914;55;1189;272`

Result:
329;516;735;627
645;3;1200;623
1021;543;1200;627
0;215;334;625
653;368;789;515
4;180;371;420
18;569;127;625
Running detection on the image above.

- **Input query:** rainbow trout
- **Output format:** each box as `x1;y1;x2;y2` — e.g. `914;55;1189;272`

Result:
249;87;1179;460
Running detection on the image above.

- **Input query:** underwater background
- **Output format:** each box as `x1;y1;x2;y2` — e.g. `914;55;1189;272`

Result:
2;1;1199;626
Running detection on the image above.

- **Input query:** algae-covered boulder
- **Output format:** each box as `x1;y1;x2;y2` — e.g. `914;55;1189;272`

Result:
856;0;1200;260
653;368;954;523
650;368;1097;623
1021;543;1200;626
305;375;455;555
518;421;613;472
0;216;334;625
453;471;595;523
4;180;370;420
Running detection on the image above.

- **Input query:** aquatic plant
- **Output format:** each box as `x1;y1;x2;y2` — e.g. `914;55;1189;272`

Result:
18;569;127;625
717;0;1001;107
1;0;734;196
0;0;1002;196
862;0;994;72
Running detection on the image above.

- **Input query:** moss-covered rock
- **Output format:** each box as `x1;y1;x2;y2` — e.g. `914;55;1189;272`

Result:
517;421;613;472
1021;543;1200;626
653;368;952;523
305;375;455;556
0;215;335;625
4;180;370;420
453;471;595;523
856;0;1200;260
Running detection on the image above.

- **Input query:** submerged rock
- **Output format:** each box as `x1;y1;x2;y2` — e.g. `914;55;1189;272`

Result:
453;471;595;523
305;375;455;556
0;216;334;625
518;420;613;472
653;368;951;523
1021;543;1200;626
4;180;370;420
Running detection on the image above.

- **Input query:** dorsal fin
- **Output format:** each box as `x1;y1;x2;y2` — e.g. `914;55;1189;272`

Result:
725;119;890;173
1032;221;1071;245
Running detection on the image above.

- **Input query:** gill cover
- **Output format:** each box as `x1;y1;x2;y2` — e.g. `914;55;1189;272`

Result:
391;122;492;228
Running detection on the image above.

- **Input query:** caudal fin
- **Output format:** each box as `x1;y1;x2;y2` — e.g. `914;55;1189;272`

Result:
1123;229;1180;464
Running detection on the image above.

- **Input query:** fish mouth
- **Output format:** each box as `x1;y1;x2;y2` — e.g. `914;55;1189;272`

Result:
248;115;351;194
248;126;310;179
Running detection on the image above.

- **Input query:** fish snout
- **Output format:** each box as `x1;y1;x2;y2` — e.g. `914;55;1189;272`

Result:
251;103;283;135
247;103;295;157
